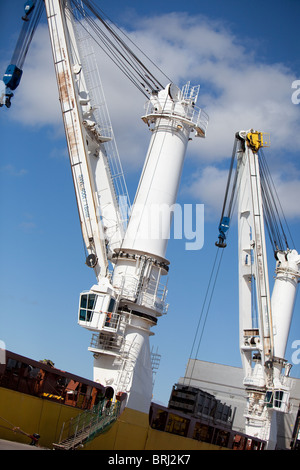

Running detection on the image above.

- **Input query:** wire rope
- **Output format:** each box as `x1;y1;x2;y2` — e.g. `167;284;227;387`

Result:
259;148;293;251
83;0;171;84
186;247;225;386
69;0;167;97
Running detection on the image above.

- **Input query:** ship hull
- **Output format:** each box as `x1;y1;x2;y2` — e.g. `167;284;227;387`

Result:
0;386;223;450
0;351;265;450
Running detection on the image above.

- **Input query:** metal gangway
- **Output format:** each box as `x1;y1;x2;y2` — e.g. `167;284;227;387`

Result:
53;399;120;450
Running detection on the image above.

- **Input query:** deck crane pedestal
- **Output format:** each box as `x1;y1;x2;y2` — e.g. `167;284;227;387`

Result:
217;129;300;448
44;0;208;415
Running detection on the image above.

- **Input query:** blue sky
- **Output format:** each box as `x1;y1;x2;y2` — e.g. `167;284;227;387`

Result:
0;0;299;407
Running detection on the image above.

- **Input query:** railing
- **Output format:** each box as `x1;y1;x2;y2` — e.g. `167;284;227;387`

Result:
142;81;209;137
73;17;131;231
89;332;124;356
53;399;120;450
181;82;200;103
114;273;169;314
143;98;208;133
102;311;121;331
244;368;292;392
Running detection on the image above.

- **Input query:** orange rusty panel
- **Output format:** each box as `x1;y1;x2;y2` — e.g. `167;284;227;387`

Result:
57;69;72;108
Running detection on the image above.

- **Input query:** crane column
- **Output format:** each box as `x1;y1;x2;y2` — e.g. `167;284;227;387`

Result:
93;83;208;413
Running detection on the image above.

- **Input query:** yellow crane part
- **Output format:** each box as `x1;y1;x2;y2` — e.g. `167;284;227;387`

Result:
246;131;270;152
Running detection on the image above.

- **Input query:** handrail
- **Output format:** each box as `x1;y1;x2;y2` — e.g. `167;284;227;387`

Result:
53;399;120;450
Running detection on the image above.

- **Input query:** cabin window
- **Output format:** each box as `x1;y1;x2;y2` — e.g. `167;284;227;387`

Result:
274;390;284;409
79;293;96;322
265;391;273;408
104;298;118;329
107;298;116;313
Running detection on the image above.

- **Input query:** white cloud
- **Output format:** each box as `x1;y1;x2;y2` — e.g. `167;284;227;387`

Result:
10;25;60;127
0;164;28;177
183;164;300;223
8;11;300;218
269;173;300;220
183;165;229;220
127;13;300;161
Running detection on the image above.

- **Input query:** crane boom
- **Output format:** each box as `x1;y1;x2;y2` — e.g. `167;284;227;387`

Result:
237;130;274;373
1;0;44;108
44;0;127;282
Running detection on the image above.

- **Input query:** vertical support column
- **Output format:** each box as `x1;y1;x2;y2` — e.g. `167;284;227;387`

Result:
94;84;208;413
271;249;300;384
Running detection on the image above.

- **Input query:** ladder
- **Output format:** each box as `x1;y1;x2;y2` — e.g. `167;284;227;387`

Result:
117;339;140;393
53;399;120;450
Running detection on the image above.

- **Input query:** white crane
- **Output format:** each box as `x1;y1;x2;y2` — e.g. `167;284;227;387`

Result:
5;1;297;447
216;130;300;448
44;0;208;414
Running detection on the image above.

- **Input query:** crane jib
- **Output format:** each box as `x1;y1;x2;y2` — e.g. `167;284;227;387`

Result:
1;0;44;108
216;129;300;447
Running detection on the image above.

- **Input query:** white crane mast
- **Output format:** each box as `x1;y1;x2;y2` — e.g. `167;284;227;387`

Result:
44;0;208;414
109;84;207;412
237;130;300;448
